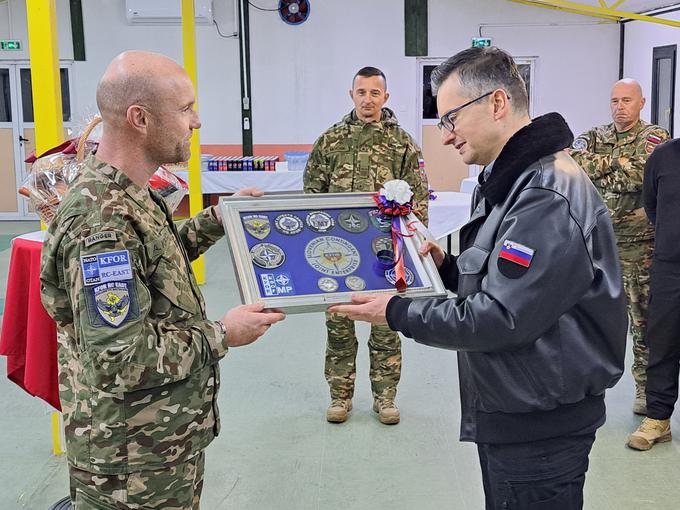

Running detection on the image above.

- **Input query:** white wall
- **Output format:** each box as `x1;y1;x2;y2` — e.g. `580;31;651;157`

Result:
623;11;680;135
0;0;620;144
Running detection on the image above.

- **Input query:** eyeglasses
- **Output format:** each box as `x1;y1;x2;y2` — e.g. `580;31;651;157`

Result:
437;91;494;132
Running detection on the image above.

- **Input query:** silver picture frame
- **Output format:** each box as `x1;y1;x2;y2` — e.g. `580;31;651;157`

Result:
219;192;446;314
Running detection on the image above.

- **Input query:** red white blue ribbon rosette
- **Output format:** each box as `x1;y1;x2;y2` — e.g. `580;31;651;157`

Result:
373;180;415;292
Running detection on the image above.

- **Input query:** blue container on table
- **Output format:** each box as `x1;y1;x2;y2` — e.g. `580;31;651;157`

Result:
284;151;310;171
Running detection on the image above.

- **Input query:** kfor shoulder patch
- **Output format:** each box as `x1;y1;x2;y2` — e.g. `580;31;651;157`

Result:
571;137;588;151
80;250;133;286
84;231;117;248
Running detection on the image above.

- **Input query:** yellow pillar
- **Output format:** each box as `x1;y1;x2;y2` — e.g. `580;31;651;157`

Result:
182;0;206;284
26;0;64;154
25;0;65;456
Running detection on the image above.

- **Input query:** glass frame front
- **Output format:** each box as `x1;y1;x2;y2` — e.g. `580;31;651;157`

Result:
219;192;447;314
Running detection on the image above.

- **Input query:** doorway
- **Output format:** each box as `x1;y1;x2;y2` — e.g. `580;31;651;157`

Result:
0;62;72;219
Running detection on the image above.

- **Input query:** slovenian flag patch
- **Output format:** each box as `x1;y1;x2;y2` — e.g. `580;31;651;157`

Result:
499;240;535;268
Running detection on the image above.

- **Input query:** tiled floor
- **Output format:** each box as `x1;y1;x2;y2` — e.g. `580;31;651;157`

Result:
1;221;679;509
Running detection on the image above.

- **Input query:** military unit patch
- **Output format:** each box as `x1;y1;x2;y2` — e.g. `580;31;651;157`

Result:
385;267;415;286
81;250;136;327
645;134;663;154
81;250;133;286
338;211;368;233
317;277;339;292
345;275;366;291
371;236;392;255
84;231;117;248
368;210;393;232
250;242;286;269
260;272;295;296
306;211;335;233
305;236;360;276
571;138;588;151
242;214;271;240
274;213;304;235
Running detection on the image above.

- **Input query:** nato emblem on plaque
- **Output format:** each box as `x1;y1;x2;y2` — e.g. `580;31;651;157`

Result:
274;213;304;235
306;211;335;233
385;267;415;286
371;236;392;255
338;211;368;233
345;275;366;291
305;236;361;276
260;272;295;296
369;210;392;232
242;214;271;240
250;242;285;269
318;277;339;292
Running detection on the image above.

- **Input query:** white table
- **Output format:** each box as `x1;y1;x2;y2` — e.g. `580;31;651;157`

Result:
175;171;304;193
428;191;472;252
460;176;478;194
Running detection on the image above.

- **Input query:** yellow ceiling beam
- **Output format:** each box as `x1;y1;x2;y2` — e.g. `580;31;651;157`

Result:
509;0;680;27
509;0;619;20
610;0;626;8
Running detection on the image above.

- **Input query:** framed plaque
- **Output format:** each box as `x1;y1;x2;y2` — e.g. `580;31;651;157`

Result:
219;192;446;314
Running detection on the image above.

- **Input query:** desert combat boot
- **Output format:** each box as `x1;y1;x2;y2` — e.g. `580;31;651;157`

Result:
373;398;400;425
627;417;672;451
326;399;352;423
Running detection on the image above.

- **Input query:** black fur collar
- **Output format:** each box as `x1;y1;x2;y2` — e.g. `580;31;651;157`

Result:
478;112;574;206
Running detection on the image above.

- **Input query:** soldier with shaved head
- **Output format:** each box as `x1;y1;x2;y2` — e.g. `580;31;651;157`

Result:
571;78;670;417
40;51;284;509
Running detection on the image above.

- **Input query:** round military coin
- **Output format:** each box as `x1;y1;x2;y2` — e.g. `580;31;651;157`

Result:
318;277;339;293
345;275;366;291
305;236;361;276
306;211;335;233
371;235;392;255
250;242;285;269
338;211;368;233
369;210;393;233
385;267;415;286
274;213;304;235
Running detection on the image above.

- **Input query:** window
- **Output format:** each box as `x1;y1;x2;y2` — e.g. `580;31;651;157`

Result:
0;69;11;122
652;45;676;136
20;68;71;123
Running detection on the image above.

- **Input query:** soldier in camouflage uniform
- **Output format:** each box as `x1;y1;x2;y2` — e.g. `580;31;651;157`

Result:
304;67;429;425
571;78;669;415
40;51;284;509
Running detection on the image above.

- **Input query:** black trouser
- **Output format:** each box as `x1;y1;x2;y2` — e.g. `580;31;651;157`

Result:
477;433;596;510
645;287;680;420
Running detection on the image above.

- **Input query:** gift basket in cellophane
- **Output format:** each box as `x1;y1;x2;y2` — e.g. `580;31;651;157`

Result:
18;116;189;225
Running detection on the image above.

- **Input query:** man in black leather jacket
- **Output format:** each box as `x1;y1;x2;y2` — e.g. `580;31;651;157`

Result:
330;47;627;510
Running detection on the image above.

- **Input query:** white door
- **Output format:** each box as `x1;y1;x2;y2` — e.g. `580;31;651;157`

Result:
0;62;73;220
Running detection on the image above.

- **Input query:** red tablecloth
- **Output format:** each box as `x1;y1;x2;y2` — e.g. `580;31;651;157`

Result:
0;233;60;410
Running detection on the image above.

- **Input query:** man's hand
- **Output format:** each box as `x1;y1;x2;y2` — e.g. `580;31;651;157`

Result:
327;294;392;325
233;187;264;198
213;188;264;224
419;240;445;269
221;303;285;347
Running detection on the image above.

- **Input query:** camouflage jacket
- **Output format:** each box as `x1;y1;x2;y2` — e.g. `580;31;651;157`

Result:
40;156;227;475
571;120;669;242
303;108;429;224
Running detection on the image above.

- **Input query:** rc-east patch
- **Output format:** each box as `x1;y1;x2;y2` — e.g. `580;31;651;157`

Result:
80;249;140;327
497;240;535;279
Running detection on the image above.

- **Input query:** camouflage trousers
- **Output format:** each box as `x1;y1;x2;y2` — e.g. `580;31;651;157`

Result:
68;451;205;509
617;240;653;390
325;312;401;401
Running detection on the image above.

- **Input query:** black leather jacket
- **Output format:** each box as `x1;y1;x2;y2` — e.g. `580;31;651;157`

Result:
387;113;627;443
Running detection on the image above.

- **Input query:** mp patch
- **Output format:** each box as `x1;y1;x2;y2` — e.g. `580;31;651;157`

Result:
81;250;133;286
260;272;295;297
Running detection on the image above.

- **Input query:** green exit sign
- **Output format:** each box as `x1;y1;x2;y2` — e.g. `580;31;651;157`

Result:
1;40;21;50
471;37;492;48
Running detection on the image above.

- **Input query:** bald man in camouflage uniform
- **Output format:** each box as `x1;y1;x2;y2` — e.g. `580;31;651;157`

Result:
40;51;283;509
304;67;429;425
571;78;669;416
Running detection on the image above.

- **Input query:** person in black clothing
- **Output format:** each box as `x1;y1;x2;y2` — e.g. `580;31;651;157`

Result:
628;138;680;451
329;47;627;510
